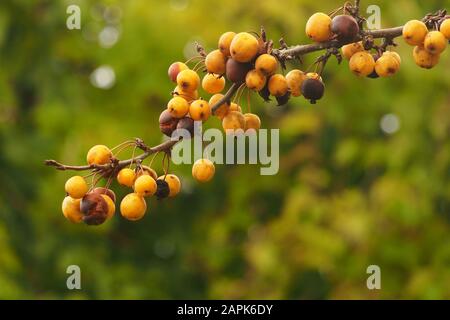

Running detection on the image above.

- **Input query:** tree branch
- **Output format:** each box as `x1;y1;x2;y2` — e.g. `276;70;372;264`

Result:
273;26;404;60
45;139;178;172
45;7;445;176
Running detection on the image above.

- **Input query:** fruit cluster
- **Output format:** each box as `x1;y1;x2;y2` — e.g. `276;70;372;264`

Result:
306;12;450;78
403;18;450;69
62;144;183;225
162;27;330;135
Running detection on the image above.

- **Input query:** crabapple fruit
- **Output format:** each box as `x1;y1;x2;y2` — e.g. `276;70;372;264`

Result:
134;175;157;197
64;176;88;199
176;69;200;92
218;31;236;57
189;99;211;121
244;113;261;131
80;192;109;225
440;19;450;39
117;168;136;187
230;32;259;63
168;62;188;83
167;96;189;118
202;73;225;94
349;51;375;76
306;13;332;42
159;109;179;137
86;145;112;166
136;165;158;180
301;78;325;104
245;69;267;91
341;42;364;60
120;193;147;221
286;69;307;97
402;20;428;46
205;49;227;75
222;111;245;131
226;58;252;84
255;54;278;76
192;159;215;183
424;31;447;55
101;194;115;220
331;15;359;42
268;74;288;97
210;93;230;119
413;46;440;69
62;196;83;223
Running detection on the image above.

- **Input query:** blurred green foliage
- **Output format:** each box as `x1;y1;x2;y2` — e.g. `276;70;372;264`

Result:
1;0;450;299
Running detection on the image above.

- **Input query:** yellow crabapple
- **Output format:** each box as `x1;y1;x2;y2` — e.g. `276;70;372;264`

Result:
134;175;157;197
65;175;88;199
189;99;211;121
117;168;136;187
192;159;215;183
86;145;112;165
120;193;147;221
62;196;83;223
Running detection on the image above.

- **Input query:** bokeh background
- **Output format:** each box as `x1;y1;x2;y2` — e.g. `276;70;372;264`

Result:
1;0;450;299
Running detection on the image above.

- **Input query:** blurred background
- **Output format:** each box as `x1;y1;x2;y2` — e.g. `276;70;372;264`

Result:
1;0;450;299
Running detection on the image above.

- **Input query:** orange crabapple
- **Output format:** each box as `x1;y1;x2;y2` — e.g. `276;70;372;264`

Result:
402;20;429;46
167;96;190;118
268;74;288;97
62;196;84;223
134;175;157;197
222;111;245;131
202;73;225;94
286;69;307;97
189;99;211;121
205;49;227;75
120;193;147;221
117;168;136;187
229;32;259;63
86;145;112;165
218;31;236;57
255;54;278;76
192;159;215;183
424;31;447;55
306;12;333;42
341;42;364;60
440;19;450;39
64;175;88;199
244;113;261;131
349;51;375;76
245;69;267;91
176;69;200;92
413;46;440;69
